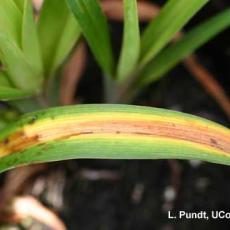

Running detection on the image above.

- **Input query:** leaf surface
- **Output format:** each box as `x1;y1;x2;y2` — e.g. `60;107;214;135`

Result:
138;8;230;86
0;0;22;46
22;0;43;74
38;0;81;76
117;0;140;82
140;0;208;68
66;0;114;76
0;104;229;173
0;33;42;92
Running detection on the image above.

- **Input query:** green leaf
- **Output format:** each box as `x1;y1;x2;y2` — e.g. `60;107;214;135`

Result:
0;110;19;130
0;86;31;101
38;0;81;76
137;8;230;87
66;0;115;76
139;0;208;68
116;0;140;82
0;0;22;46
13;0;25;11
0;72;11;87
0;119;7;131
0;33;42;92
0;104;229;173
22;0;43;74
51;15;81;74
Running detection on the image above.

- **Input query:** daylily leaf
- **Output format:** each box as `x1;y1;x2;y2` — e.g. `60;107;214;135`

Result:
0;33;42;92
22;0;43;74
139;0;208;68
0;86;31;101
0;71;12;87
0;104;229;173
38;0;81;76
117;0;140;82
138;8;230;87
51;15;81;74
0;0;22;46
13;0;25;12
67;0;115;76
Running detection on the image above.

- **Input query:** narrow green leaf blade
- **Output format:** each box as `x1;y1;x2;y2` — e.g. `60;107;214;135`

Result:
38;0;81;76
138;8;230;87
0;86;31;101
0;72;11;87
140;0;208;68
13;0;25;11
0;0;22;46
51;14;81;74
0;33;42;92
117;0;140;82
66;0;115;76
22;0;43;74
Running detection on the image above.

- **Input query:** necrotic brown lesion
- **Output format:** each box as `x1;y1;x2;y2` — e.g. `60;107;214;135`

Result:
0;130;40;157
0;119;229;158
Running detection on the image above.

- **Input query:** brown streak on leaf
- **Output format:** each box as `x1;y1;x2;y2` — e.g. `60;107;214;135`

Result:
1;119;229;158
0;131;40;156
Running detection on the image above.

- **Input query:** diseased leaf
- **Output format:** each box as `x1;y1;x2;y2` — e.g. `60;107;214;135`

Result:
66;0;115;76
137;8;230;87
0;104;229;173
117;0;140;82
139;0;208;68
38;0;81;76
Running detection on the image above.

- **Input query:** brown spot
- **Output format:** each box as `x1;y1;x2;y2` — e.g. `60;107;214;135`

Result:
81;131;94;135
3;138;9;145
28;116;38;125
0;132;40;157
210;138;218;145
53;131;94;141
133;132;153;136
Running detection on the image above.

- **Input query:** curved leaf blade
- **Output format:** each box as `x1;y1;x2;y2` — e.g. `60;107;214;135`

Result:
51;15;81;74
66;0;115;76
0;86;31;101
0;71;31;101
0;33;42;92
138;8;230;87
38;0;81;76
140;0;208;68
13;0;25;11
117;0;140;82
22;0;43;74
0;104;229;173
0;71;12;87
0;0;22;46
